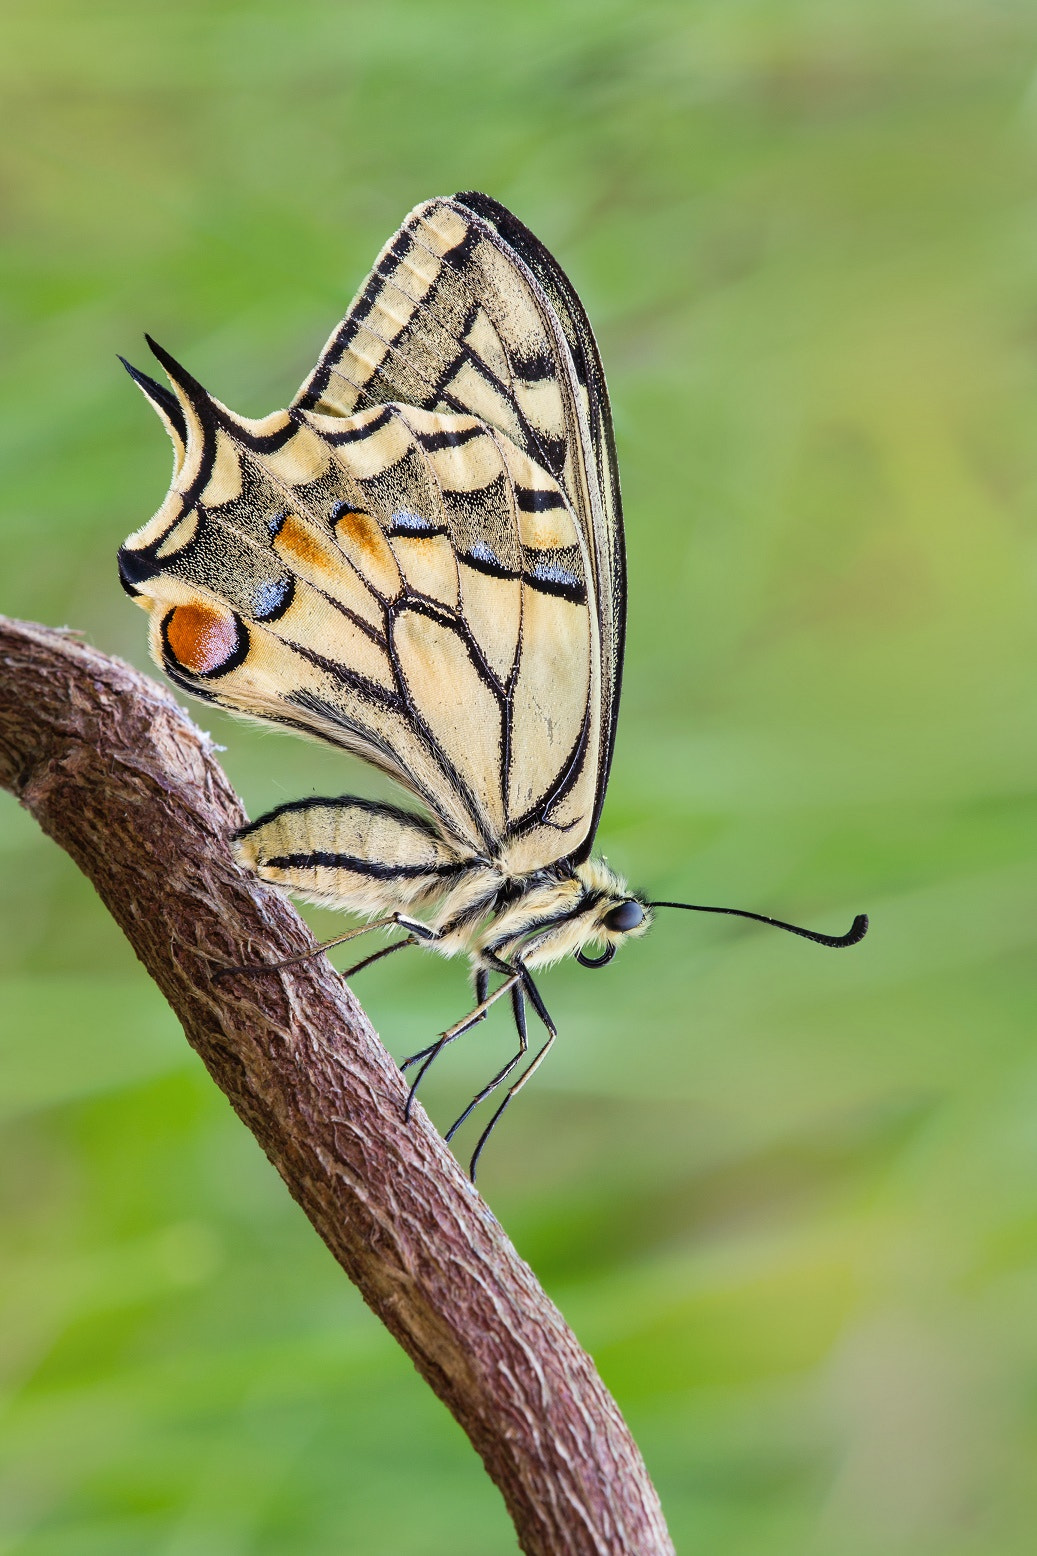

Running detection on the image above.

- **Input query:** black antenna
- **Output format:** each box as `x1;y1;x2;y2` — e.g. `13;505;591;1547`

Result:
648;902;868;949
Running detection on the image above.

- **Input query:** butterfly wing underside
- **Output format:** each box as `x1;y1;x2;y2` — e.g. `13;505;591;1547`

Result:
118;193;625;875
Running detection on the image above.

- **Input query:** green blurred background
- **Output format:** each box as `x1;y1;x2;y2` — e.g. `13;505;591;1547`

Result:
3;1;1037;1551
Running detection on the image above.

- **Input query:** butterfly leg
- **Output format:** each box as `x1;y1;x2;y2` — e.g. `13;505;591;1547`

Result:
468;969;558;1182
399;970;490;1074
402;969;521;1122
216;912;436;980
340;935;418;979
445;978;528;1145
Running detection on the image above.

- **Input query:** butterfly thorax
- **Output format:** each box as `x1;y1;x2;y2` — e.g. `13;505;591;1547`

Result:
438;856;652;973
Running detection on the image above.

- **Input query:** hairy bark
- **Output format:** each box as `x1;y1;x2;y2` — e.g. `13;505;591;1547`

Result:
0;615;674;1556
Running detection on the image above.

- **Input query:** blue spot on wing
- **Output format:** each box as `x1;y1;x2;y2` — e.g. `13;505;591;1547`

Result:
252;576;295;621
530;560;579;590
389;510;436;535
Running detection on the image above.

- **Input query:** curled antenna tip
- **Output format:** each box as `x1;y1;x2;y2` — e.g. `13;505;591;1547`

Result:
843;913;869;946
648;900;870;949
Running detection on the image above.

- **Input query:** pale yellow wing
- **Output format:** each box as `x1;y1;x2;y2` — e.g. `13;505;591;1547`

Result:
119;193;624;870
294;192;625;857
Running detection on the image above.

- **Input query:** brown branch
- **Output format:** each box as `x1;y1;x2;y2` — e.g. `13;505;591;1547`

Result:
0;615;674;1556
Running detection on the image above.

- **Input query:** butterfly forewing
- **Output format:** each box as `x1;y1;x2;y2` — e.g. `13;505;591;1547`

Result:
293;193;624;849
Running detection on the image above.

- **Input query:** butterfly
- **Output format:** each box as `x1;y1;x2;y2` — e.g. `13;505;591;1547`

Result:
118;192;867;1176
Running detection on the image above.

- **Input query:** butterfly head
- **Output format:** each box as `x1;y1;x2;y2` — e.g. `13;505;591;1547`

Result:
568;858;653;971
574;897;649;968
485;858;651;973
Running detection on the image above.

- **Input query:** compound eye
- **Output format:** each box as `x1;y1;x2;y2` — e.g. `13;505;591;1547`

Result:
604;899;645;933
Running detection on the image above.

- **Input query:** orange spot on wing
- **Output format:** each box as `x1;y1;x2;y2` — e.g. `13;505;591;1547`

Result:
275;514;328;570
518;511;575;549
331;507;401;597
334;509;386;559
165;603;239;674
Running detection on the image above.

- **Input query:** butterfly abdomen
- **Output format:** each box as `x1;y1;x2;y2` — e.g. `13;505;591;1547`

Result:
234;796;473;915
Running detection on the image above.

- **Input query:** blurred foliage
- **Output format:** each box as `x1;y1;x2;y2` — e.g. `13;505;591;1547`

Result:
3;0;1037;1551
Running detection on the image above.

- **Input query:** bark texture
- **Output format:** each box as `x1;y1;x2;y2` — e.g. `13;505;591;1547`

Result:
0;615;674;1556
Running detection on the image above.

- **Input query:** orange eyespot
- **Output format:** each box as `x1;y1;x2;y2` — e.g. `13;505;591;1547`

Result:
163;603;242;675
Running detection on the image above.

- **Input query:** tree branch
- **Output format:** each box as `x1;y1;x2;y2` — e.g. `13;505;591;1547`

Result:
0;615;674;1556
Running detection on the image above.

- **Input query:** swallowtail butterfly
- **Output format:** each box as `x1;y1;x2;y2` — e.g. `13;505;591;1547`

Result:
119;193;866;1175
